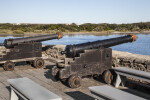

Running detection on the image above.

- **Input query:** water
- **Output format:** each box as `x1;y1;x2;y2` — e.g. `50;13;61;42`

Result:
0;34;149;56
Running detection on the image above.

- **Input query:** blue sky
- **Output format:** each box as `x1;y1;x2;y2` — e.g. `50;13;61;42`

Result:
0;0;150;24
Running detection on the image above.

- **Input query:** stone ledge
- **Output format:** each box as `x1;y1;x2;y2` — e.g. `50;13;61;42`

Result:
112;50;150;72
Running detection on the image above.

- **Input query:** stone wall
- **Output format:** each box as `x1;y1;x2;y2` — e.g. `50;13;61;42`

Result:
43;45;66;59
112;50;150;72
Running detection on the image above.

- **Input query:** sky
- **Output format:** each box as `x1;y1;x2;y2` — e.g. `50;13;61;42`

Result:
0;0;150;24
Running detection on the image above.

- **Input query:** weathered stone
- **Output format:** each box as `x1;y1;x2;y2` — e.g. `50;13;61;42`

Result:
112;50;150;72
44;45;66;59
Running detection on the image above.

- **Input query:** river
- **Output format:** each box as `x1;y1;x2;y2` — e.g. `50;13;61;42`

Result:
0;34;149;56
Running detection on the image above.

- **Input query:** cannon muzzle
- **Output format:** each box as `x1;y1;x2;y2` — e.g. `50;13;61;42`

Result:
4;32;63;48
63;34;137;58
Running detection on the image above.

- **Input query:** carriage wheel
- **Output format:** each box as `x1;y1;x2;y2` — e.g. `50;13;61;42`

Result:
33;58;45;68
68;75;81;88
102;70;113;84
3;61;15;71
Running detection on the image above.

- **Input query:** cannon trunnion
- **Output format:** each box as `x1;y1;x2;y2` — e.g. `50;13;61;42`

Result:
52;35;137;88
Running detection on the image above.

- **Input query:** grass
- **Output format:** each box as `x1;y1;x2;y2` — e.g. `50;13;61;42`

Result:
0;29;150;36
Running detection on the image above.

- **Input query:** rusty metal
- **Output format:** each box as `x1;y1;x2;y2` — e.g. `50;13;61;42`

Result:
130;34;137;41
58;32;63;40
3;61;15;71
34;58;45;68
68;75;81;88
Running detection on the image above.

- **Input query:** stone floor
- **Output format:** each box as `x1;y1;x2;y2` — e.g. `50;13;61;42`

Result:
0;60;149;100
0;60;103;100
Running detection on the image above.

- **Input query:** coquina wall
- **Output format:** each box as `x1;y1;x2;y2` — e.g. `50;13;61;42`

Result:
112;50;150;72
44;45;150;72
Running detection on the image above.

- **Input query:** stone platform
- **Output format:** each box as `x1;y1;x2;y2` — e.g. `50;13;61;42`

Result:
0;60;149;100
0;60;103;100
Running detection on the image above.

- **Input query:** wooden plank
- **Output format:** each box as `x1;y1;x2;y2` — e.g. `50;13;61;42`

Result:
0;96;3;100
2;62;148;100
0;71;22;100
23;69;102;100
0;72;9;82
0;82;10;100
0;61;103;100
3;71;22;79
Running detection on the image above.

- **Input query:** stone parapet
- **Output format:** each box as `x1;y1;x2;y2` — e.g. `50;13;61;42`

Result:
112;50;150;72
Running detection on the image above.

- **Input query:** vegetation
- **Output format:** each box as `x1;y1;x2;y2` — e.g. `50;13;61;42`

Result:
0;22;150;34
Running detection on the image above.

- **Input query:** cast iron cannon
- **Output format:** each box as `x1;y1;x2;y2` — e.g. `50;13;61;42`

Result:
52;35;137;88
62;35;137;58
4;33;63;48
0;33;63;71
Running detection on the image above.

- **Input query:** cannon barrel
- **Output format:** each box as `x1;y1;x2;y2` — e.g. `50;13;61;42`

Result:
4;33;63;48
62;35;137;58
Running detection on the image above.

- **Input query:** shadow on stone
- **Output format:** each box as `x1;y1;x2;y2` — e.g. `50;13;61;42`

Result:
6;86;11;93
93;75;106;84
120;88;150;99
65;91;95;100
90;91;111;100
44;65;58;82
120;81;150;99
44;64;70;87
15;61;27;66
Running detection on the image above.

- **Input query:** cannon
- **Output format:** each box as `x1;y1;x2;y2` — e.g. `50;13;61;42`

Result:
0;33;63;71
52;35;137;88
4;33;63;48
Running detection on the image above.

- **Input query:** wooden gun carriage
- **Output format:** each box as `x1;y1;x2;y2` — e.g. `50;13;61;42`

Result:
52;35;137;88
0;33;63;71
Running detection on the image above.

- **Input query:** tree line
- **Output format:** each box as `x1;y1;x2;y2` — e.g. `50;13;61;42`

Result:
0;22;150;33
